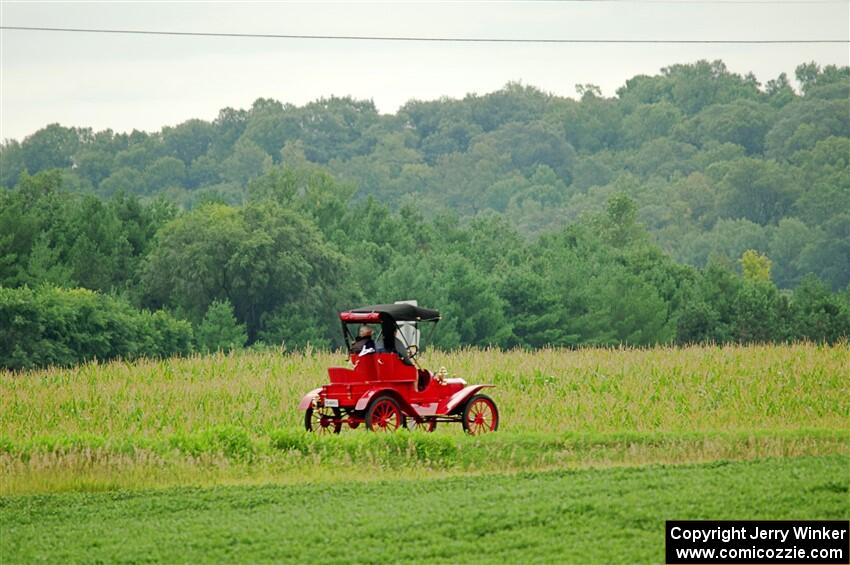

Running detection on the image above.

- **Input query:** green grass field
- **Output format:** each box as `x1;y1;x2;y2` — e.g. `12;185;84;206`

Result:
1;344;848;562
2;456;847;563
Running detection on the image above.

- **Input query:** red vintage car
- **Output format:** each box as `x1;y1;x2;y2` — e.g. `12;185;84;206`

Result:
299;302;499;435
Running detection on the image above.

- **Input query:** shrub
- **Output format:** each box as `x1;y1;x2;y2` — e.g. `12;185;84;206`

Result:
0;285;193;370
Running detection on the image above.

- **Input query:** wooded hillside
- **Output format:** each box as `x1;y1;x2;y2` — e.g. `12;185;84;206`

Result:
1;60;848;368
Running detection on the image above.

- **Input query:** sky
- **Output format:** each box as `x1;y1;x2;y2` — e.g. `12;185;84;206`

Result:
1;1;848;142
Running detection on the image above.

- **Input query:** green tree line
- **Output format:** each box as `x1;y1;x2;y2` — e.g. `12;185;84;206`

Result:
1;60;848;369
1;164;848;370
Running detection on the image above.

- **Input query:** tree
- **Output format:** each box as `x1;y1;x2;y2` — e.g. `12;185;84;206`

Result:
676;300;722;344
662;60;760;114
0;140;26;187
163;119;215;165
20;124;79;173
575;84;602;99
598;193;645;248
677;100;774;154
732;280;788;343
76;149;115;186
25;233;74;286
795;62;850;97
682;260;743;343
714;158;798;225
621;102;683;147
99;167;146;196
258;305;331;349
740;250;772;283
499;266;565;347
791;136;850;226
579;268;675;345
789;275;850;343
556;95;622;152
765;72;796;108
768;218;818;288
145;157;186;193
475;122;576;182
196;299;247;353
765;99;849;159
296;97;380;163
798;214;850;291
141;201;348;341
221;140;273;185
241;99;297;159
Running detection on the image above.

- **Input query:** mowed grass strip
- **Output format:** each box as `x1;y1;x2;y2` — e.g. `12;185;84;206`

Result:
2;344;848;441
1;455;847;564
2;429;847;495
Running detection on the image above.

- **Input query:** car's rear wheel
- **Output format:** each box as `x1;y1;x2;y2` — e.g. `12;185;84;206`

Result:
461;394;499;435
305;406;342;434
366;396;404;432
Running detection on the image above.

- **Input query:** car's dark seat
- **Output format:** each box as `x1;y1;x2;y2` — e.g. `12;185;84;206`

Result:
416;369;431;392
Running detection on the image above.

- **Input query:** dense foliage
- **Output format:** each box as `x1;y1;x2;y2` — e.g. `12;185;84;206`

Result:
1;60;848;368
3;60;847;288
0;285;192;370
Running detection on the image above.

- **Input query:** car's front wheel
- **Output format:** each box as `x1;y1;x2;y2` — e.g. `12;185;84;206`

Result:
461;394;499;435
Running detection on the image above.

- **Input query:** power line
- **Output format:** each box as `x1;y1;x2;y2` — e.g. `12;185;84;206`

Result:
592;0;844;2
547;0;846;2
8;0;844;3
1;26;847;44
4;0;847;2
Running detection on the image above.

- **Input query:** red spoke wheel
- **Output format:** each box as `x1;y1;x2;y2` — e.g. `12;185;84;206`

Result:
407;418;437;432
366;396;404;432
305;406;342;434
461;394;499;435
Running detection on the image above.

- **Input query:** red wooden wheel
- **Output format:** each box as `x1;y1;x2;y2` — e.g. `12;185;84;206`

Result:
366;396;404;432
305;406;342;434
461;394;499;435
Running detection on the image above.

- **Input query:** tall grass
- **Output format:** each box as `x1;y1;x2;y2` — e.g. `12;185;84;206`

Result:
1;344;847;494
2;344;847;440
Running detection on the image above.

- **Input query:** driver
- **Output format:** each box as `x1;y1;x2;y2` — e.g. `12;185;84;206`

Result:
350;325;376;356
394;328;416;365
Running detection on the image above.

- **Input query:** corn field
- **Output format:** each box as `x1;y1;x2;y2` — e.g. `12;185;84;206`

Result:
1;343;847;494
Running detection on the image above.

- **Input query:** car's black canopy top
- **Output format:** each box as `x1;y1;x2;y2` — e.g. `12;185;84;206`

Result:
349;303;440;322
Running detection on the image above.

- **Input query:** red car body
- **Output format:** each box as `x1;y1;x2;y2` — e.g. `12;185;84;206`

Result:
299;303;499;434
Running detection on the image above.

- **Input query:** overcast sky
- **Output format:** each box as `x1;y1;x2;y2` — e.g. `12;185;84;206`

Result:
1;1;848;141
